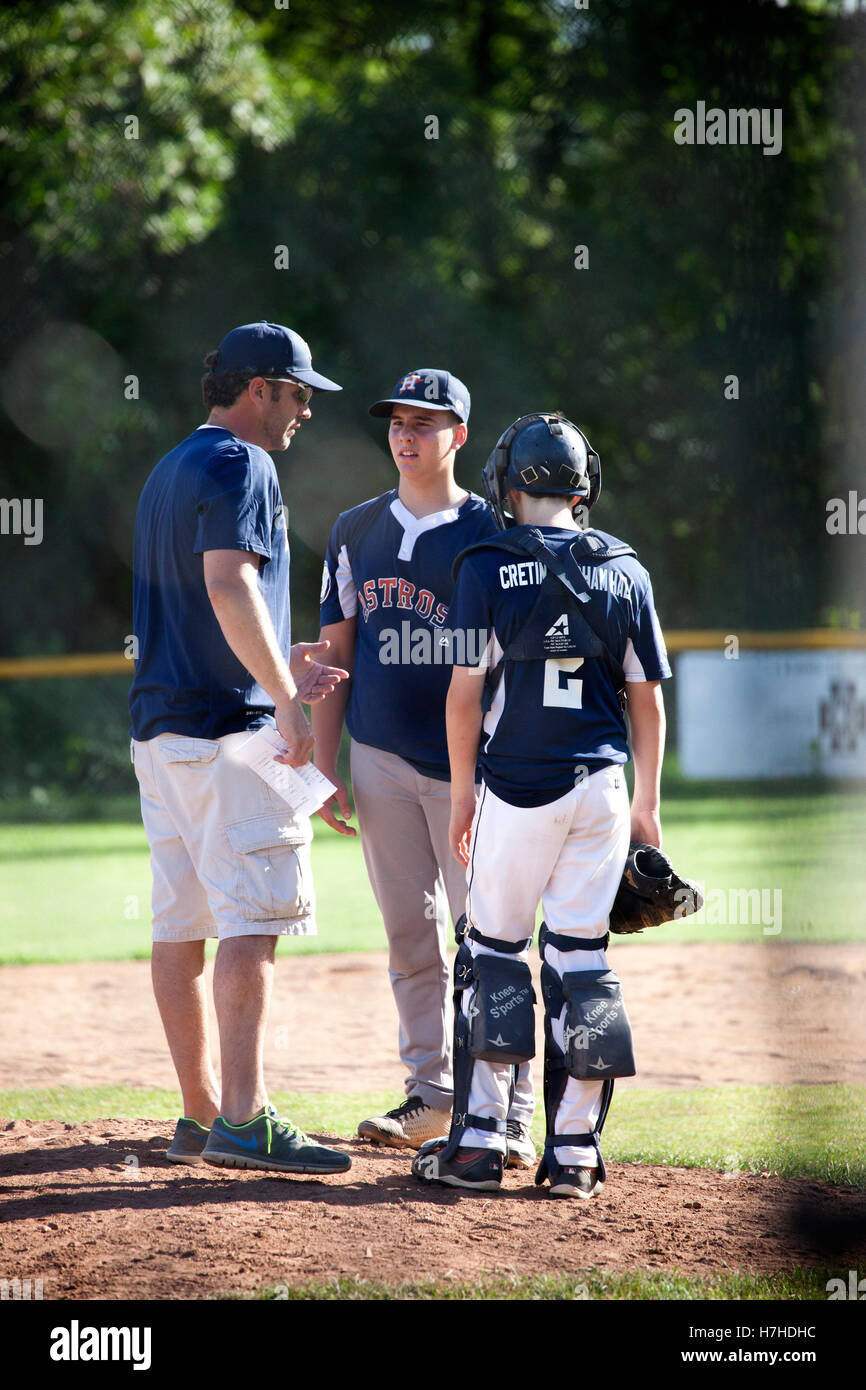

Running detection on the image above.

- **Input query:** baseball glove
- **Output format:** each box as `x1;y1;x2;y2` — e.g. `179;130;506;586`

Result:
609;843;703;936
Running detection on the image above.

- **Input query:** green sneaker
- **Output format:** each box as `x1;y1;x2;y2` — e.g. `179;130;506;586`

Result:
166;1117;210;1166
202;1104;351;1174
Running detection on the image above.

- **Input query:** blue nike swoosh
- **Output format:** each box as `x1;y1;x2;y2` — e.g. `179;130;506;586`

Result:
217;1129;260;1150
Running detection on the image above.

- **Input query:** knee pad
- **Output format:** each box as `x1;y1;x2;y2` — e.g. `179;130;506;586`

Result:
468;952;535;1065
560;971;635;1079
539;922;634;1081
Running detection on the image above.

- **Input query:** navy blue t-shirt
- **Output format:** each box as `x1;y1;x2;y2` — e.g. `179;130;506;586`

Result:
129;425;291;741
319;490;497;779
449;525;672;806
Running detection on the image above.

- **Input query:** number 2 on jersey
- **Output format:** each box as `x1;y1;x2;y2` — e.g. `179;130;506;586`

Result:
542;657;584;709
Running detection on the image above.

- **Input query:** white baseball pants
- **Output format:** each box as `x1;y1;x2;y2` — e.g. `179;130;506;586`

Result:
461;765;630;1165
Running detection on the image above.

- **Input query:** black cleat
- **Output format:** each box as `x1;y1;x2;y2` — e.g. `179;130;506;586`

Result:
412;1138;503;1191
548;1165;605;1199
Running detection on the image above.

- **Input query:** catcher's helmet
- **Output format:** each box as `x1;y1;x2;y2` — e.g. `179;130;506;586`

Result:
481;412;601;531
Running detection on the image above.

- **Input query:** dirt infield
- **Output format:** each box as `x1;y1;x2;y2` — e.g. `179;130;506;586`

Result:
2;1120;865;1299
3;941;866;1094
2;942;865;1298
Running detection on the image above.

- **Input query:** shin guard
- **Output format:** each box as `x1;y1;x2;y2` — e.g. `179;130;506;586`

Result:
535;921;630;1185
439;917;534;1161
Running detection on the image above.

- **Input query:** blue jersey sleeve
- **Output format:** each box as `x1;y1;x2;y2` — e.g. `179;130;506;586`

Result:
448;555;496;668
193;442;275;560
319;514;357;624
623;576;672;682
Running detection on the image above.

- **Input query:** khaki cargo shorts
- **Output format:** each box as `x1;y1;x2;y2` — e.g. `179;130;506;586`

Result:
131;731;316;942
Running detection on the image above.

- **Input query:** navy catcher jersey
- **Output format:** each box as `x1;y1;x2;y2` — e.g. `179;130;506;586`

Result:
320;490;496;779
449;525;671;806
130;425;291;741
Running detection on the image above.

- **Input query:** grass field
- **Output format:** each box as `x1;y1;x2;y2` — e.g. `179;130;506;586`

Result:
244;1269;836;1300
1;780;863;962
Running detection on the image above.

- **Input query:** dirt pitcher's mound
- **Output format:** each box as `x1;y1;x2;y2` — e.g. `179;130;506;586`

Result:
1;1121;865;1299
2;942;865;1095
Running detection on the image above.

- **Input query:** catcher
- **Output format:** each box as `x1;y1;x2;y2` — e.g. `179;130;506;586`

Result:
412;412;684;1197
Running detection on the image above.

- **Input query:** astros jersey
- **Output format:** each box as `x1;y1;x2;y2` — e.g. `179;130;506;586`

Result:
320;490;496;778
448;525;671;806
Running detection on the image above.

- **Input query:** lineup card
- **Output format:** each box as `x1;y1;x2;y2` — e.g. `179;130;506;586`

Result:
235;726;337;816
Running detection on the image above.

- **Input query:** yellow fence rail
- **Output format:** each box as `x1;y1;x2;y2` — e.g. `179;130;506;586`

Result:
662;630;866;651
0;654;133;680
1;629;865;680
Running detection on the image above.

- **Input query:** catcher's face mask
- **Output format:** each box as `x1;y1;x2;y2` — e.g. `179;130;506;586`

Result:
481;413;601;531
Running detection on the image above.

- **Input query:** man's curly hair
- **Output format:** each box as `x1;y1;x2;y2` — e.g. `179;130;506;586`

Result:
201;351;285;410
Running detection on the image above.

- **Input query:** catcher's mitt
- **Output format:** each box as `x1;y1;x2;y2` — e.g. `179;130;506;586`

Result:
609;843;703;936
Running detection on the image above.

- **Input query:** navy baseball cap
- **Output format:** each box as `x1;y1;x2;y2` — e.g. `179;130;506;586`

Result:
369;368;470;423
208;321;342;391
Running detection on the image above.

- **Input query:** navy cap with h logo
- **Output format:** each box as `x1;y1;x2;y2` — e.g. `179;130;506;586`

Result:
369;368;470;423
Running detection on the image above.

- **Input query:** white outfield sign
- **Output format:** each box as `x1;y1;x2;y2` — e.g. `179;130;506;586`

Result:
678;650;866;779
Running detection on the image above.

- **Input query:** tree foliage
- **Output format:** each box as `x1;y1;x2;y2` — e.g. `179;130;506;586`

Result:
0;0;863;773
1;0;289;264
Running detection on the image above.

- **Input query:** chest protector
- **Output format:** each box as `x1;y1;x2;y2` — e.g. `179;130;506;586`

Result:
454;527;636;707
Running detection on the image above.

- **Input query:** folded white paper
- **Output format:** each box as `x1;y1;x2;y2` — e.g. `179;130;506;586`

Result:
235;726;337;817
